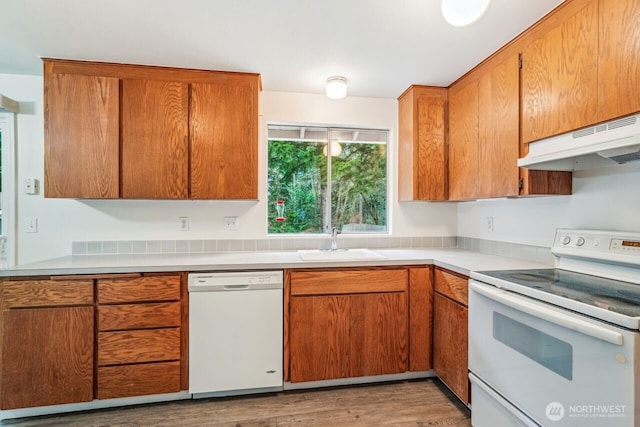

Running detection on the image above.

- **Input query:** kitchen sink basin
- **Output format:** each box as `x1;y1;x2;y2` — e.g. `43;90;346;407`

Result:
297;248;387;262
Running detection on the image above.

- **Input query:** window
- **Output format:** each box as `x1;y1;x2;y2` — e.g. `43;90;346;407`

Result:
267;124;388;234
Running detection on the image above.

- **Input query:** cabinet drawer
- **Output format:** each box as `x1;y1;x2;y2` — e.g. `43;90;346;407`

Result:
434;268;468;306
1;280;94;309
98;328;180;366
97;275;181;303
97;361;181;399
98;302;181;331
290;269;408;296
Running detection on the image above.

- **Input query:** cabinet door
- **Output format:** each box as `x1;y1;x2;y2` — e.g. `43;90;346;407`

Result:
433;293;469;404
478;54;520;198
521;0;598;143
409;267;433;371
598;0;640;121
190;79;259;199
121;79;189;199
398;86;447;201
417;90;448;201
44;64;119;198
448;79;479;200
349;292;408;377
289;295;350;382
1;307;94;409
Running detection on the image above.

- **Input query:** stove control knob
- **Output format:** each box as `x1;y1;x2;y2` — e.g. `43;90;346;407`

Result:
576;237;585;247
561;236;571;245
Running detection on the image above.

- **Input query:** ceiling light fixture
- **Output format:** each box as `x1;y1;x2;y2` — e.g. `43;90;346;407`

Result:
441;0;491;27
326;76;348;99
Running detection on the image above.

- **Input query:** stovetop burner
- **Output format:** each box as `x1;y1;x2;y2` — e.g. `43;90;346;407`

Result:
479;268;640;318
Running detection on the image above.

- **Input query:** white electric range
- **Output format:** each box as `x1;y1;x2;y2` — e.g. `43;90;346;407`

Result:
469;229;640;427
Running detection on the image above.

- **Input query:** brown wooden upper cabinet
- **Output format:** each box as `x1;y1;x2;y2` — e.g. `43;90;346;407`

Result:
121;79;189;199
598;0;640;122
190;81;258;199
521;0;598;144
521;0;640;142
448;54;520;200
448;78;479;201
397;86;448;201
44;66;120;198
44;59;260;199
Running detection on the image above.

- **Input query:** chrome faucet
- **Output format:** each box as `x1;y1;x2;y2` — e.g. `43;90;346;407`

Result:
330;227;340;251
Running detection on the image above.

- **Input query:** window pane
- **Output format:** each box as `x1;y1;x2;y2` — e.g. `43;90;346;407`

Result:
267;124;387;235
330;129;387;233
493;312;573;380
267;127;327;234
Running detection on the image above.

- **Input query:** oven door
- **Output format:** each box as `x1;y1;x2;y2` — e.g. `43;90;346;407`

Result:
469;280;637;427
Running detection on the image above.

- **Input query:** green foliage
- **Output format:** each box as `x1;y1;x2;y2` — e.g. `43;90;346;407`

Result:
268;140;325;233
268;137;387;234
331;143;387;230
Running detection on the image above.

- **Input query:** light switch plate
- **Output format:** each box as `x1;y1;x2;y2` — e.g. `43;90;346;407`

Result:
26;217;38;233
486;217;494;232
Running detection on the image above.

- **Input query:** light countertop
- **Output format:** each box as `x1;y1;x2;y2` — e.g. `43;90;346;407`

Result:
0;248;550;277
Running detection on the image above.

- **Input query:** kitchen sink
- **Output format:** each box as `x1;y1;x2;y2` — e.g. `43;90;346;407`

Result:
297;248;387;262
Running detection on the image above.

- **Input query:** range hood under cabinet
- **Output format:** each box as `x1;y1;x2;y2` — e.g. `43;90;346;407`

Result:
518;114;640;171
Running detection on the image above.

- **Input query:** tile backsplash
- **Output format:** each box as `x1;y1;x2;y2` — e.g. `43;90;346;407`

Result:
71;235;553;265
73;236;457;255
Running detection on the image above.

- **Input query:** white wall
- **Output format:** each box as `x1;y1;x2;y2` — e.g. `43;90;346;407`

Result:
4;72;638;262
261;92;458;238
0;75;457;264
457;162;640;247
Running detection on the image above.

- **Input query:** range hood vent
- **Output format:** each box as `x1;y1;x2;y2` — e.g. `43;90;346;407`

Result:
518;114;640;171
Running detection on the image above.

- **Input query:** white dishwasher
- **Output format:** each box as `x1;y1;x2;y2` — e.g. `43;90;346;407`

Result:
188;271;283;397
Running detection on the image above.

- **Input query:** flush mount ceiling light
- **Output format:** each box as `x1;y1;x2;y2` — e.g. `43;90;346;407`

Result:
441;0;491;27
326;76;348;99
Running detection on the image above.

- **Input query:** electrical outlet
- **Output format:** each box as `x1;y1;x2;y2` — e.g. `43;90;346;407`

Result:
24;178;39;195
27;217;38;233
224;216;239;230
486;217;494;232
179;217;190;231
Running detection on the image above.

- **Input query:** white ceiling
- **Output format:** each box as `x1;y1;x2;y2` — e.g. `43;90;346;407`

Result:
1;0;564;99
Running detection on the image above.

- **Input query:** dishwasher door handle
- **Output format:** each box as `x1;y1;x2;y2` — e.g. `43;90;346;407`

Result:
224;284;250;290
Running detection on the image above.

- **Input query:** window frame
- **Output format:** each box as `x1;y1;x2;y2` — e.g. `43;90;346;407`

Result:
266;121;390;236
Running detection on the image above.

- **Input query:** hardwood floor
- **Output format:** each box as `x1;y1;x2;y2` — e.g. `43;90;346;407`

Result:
3;379;471;427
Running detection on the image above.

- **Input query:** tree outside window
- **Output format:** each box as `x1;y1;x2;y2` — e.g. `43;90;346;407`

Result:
267;124;387;234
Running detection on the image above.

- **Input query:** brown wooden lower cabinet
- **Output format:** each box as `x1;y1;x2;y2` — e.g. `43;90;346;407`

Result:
0;278;95;410
288;267;409;383
408;266;433;371
433;292;469;404
97;361;181;399
289;295;350;382
1;306;94;409
96;274;183;399
98;328;181;366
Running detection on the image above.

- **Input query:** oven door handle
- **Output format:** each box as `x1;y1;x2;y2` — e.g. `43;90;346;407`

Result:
470;281;624;346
